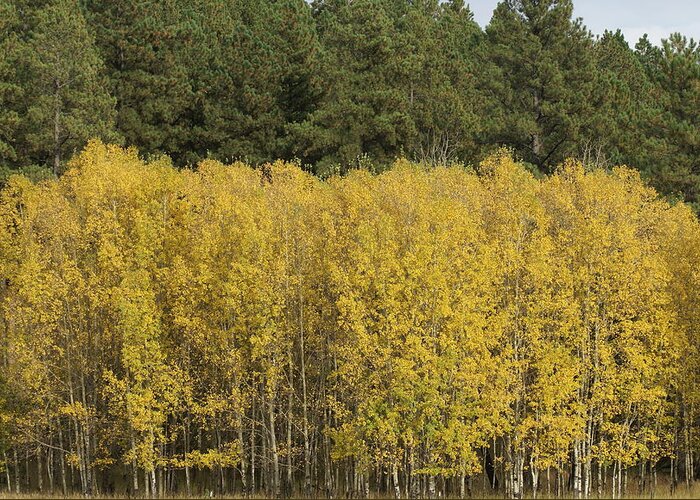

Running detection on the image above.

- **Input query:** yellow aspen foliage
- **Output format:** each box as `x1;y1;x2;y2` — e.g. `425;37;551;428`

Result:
0;140;698;499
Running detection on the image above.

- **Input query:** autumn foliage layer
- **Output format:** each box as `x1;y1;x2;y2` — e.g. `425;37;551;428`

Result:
1;142;700;499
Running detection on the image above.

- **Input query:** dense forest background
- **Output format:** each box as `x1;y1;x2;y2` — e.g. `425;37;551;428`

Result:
0;0;699;206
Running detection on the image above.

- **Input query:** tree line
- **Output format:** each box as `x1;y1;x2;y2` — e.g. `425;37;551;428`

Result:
1;141;700;498
0;0;699;207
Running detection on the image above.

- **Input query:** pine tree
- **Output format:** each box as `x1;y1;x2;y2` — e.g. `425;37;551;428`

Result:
0;2;24;169
396;0;484;165
20;0;118;175
272;0;322;129
636;33;700;208
582;30;659;170
0;0;117;176
482;0;597;172
293;0;412;173
84;0;193;164
183;0;287;165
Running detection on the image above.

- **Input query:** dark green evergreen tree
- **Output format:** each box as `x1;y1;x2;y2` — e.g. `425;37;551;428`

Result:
87;0;320;166
482;0;597;172
184;0;320;165
0;0;118;176
0;0;698;202
85;0;194;164
0;2;24;169
636;33;700;207
297;0;484;173
582;30;662;171
294;0;412;173
25;0;118;175
403;0;484;165
273;0;322;127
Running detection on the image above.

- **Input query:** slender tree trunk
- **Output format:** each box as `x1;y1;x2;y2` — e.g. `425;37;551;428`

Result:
130;429;139;496
37;444;43;493
184;417;191;497
79;376;93;496
251;400;256;496
72;415;87;495
13;448;19;495
150;468;157;499
573;441;582;499
3;451;10;493
611;461;617;500
57;424;67;494
269;392;280;498
159;442;165;497
686;407;693;488
513;447;523;500
287;349;294;498
215;426;225;495
392;463;401;499
384;466;390;497
493;440;499;492
603;463;608;496
671;456;676;495
300;312;311;496
530;455;538;500
325;406;333;499
238;413;247;497
409;451;418;500
47;440;55;494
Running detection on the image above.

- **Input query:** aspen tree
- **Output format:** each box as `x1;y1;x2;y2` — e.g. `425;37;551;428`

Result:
0;141;698;498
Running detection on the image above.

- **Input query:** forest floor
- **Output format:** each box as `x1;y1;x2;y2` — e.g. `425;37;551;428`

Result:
3;481;700;499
